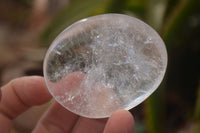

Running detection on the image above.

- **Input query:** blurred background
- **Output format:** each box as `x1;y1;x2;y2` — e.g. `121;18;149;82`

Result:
0;0;199;132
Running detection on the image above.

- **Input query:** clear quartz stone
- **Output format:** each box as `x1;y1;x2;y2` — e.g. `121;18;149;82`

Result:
43;14;168;118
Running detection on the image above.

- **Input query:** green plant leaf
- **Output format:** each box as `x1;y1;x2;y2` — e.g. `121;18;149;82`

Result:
144;82;166;133
146;0;167;31
162;0;199;47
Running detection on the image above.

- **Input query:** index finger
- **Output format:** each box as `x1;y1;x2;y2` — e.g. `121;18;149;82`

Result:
0;76;52;120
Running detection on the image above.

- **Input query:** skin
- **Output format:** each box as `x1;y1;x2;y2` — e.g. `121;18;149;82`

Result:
0;76;134;133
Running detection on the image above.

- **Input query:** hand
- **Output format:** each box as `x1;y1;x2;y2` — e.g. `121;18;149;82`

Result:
0;76;134;133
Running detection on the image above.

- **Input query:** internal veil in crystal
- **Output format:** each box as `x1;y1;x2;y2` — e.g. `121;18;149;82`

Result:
43;14;167;118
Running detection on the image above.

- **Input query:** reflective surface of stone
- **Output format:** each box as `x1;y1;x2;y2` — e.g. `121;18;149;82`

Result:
43;14;168;118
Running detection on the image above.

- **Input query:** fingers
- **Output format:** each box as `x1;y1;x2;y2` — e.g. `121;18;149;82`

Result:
33;101;107;133
0;113;12;133
33;72;81;133
71;117;107;133
33;71;133;133
103;110;134;133
33;71;108;133
0;74;134;133
0;76;52;120
34;104;133;133
33;101;79;133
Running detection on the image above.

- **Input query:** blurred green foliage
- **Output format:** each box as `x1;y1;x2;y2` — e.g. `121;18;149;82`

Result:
41;0;200;132
41;0;114;45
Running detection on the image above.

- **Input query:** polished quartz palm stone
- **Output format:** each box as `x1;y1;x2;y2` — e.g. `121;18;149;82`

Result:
43;14;167;118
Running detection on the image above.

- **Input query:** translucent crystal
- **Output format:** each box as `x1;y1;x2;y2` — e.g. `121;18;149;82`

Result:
43;14;167;118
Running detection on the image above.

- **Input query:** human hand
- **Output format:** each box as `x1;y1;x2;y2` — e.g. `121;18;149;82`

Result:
0;76;134;133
